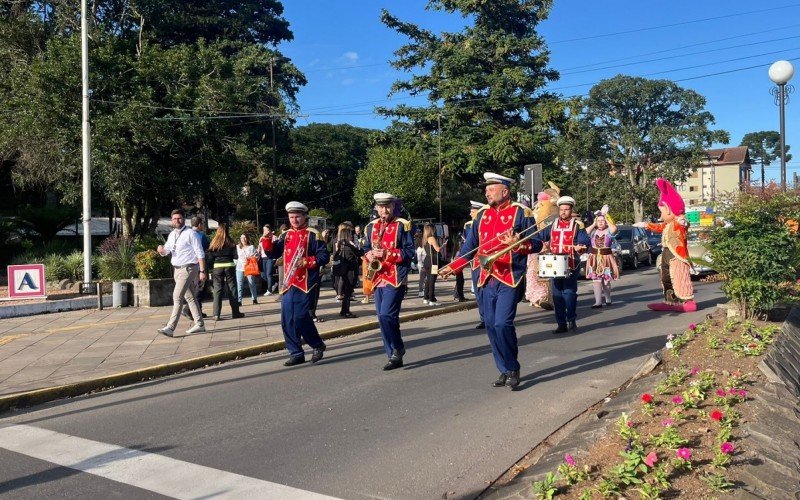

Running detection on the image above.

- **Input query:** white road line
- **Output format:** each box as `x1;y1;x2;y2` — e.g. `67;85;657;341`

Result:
0;424;339;499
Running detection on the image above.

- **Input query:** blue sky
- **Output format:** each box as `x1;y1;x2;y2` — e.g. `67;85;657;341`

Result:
280;1;800;182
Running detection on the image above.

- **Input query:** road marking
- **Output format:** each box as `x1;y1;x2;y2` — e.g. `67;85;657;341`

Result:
0;424;339;499
0;334;27;346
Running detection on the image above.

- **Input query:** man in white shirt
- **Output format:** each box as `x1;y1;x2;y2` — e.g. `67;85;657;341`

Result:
156;209;207;337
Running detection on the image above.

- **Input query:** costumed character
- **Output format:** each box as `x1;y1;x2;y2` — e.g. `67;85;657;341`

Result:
525;182;560;309
363;193;416;371
635;178;697;312
538;196;591;333
266;202;330;366
585;205;620;308
440;173;541;390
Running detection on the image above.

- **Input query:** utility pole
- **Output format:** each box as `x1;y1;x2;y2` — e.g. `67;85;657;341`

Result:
80;0;93;292
437;114;442;223
269;57;278;226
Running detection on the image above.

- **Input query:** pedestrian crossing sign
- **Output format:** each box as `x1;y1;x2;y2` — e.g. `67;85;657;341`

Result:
7;264;47;299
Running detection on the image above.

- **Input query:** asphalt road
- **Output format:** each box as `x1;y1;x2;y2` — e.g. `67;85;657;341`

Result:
0;266;724;499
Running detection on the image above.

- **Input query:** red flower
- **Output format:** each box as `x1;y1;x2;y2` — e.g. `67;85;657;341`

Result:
720;442;735;454
710;410;724;421
641;393;654;404
716;388;727;397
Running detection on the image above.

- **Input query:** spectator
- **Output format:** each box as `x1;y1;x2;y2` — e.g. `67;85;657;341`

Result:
207;223;243;320
309;228;332;322
156;209;206;337
236;233;259;305
422;223;442;306
259;224;277;296
416;232;427;298
276;223;288;292
333;225;362;318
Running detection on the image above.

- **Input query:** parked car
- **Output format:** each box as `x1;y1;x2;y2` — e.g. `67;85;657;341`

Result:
645;229;663;259
614;225;652;269
578;238;624;279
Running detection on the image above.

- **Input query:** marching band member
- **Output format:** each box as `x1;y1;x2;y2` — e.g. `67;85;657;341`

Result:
363;193;415;371
266;202;330;366
440;173;540;390
537;196;591;334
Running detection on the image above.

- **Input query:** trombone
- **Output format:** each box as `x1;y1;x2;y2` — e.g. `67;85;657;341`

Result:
478;223;554;271
457;214;556;263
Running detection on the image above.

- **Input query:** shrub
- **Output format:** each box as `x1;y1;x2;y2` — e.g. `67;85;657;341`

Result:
62;250;88;281
134;250;172;279
709;191;800;318
230;220;258;245
97;238;137;280
42;253;70;281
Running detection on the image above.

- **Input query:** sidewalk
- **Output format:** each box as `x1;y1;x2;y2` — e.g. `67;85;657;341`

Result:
0;275;477;409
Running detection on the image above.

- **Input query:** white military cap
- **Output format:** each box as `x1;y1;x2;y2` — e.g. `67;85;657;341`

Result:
556;196;576;207
483;172;515;186
373;192;396;205
470;200;484;210
285;201;309;213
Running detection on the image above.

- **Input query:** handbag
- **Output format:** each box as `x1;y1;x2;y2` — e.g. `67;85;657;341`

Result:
244;256;260;277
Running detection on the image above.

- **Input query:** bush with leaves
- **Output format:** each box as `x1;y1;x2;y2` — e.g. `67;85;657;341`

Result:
134;250;172;279
97;238;137;281
229;220;258;245
709;190;800;318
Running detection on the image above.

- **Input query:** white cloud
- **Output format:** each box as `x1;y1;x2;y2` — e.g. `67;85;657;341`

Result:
340;51;359;64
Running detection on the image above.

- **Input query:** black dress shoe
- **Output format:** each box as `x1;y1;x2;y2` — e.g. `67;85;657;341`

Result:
553;324;568;334
383;358;403;371
284;356;306;367
231;312;244;319
491;373;508;387
506;370;520;390
591;304;603;309
475;321;486;329
569;321;578;331
311;345;326;363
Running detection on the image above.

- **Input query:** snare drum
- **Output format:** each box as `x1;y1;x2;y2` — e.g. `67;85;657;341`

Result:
538;254;571;278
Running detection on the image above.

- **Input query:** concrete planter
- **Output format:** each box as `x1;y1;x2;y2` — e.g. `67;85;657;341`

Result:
123;278;175;307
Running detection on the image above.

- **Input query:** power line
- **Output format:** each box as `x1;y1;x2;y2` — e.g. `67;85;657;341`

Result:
550;4;800;44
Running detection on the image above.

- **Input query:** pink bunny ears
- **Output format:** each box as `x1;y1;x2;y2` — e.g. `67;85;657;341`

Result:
656;178;685;216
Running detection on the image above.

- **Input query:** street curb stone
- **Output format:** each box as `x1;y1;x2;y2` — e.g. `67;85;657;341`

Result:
0;295;113;319
0;301;477;414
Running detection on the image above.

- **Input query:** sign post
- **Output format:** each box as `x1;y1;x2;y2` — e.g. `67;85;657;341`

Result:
6;264;47;300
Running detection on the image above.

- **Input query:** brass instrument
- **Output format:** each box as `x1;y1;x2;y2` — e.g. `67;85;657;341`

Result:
365;217;387;281
478;223;553;271
280;235;306;294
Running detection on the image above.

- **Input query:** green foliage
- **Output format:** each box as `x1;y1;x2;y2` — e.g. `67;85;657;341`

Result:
229;220;258;245
97;239;137;280
700;471;733;491
740;131;791;186
308;208;331;219
651;426;688;450
656;366;690;394
11;247;88;282
354;145;435;217
709;191;800;317
531;472;558;500
134;250;172;280
17;205;78;243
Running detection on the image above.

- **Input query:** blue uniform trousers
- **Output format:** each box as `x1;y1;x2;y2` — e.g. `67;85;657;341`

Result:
479;278;521;374
373;285;406;358
281;287;325;358
470;267;484;322
551;274;579;326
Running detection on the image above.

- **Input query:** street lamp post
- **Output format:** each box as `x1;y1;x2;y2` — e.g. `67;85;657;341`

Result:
81;0;93;293
769;60;794;192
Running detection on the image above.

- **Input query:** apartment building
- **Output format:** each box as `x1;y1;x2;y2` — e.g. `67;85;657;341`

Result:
675;147;751;207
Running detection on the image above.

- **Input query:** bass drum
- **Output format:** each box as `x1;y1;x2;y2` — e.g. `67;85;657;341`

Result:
538;254;571;278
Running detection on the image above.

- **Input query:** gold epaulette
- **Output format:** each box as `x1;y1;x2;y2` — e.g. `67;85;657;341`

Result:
463;220;473;231
396;217;412;232
511;202;534;218
307;227;320;237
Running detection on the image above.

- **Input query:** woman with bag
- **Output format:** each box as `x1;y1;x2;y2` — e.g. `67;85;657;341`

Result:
207;224;244;320
422;224;442;306
236;233;260;305
333;225;362;318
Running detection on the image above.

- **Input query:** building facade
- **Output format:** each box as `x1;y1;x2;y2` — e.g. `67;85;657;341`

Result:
675;147;751;207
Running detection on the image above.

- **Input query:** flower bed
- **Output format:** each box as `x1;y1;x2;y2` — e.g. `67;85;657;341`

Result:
531;310;779;499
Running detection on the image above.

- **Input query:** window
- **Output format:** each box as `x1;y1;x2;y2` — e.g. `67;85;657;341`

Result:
689;186;698;192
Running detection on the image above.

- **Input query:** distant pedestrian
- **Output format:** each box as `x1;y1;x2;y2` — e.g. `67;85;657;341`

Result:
276;223;288;292
156;209;207;337
259;224;277;296
182;216;210;320
207;223;243;320
333;225;362;318
236;233;259;305
416;234;427;298
422;223;442;306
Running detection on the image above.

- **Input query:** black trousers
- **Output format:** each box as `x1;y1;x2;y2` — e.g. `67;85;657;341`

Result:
309;282;321;316
339;277;353;314
424;271;438;302
212;267;240;317
454;271;466;299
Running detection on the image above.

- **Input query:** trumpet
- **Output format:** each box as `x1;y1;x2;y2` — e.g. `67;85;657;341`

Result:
478;223;553;271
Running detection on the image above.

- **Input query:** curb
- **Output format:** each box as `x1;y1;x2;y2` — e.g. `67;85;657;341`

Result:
0;301;478;414
0;295;114;319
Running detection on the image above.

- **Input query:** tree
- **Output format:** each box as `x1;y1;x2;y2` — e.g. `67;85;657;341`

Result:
740;131;791;188
283;123;375;212
377;0;561;191
582;75;729;221
0;1;304;237
353;145;435;218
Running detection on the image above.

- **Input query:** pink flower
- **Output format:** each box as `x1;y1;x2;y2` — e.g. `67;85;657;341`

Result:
667;334;675;341
689;323;697;330
676;448;692;460
672;395;684;404
720;442;735;455
710;410;724;421
626;420;635;428
715;389;727;397
644;451;658;467
729;387;737;395
737;389;747;398
690;367;700;376
661;418;674;427
641;393;653;404
564;453;576;467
